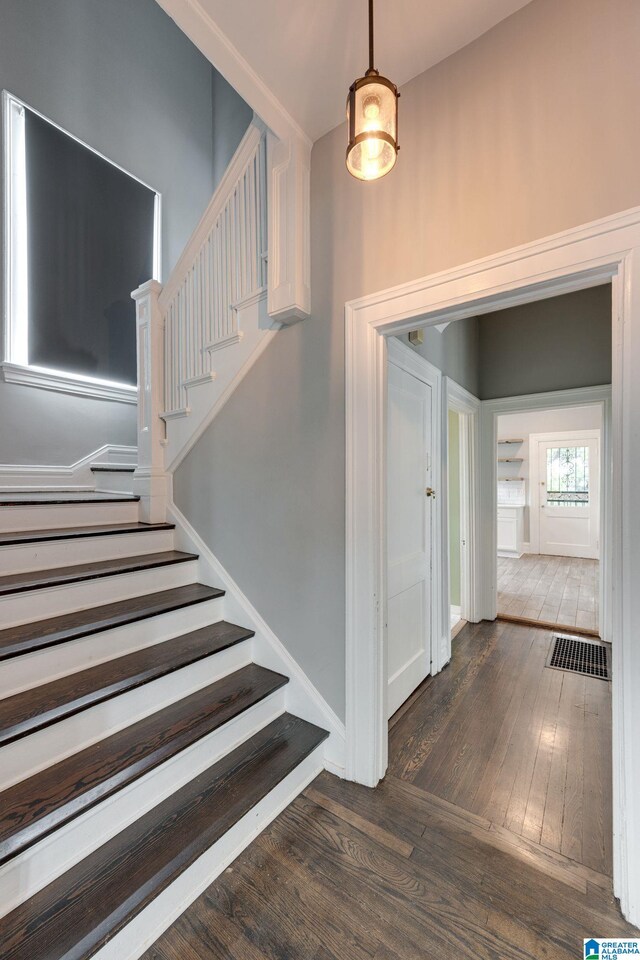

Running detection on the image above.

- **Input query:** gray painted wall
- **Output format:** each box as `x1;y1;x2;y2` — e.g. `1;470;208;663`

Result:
402;317;480;396
0;0;250;466
1;385;137;466
212;70;254;191
174;0;640;720
399;285;611;401
478;286;612;400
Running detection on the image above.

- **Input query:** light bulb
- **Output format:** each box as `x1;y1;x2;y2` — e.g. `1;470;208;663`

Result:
363;95;381;121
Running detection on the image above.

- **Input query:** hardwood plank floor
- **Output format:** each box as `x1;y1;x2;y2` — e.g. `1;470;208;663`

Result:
143;620;634;960
498;553;599;632
389;619;612;874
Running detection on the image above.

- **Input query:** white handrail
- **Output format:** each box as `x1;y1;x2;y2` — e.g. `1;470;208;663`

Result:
159;121;267;416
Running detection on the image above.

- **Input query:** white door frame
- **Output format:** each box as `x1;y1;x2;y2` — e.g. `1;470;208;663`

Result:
529;427;601;558
446;378;481;626
387;337;444;696
481;388;610;640
345;205;640;925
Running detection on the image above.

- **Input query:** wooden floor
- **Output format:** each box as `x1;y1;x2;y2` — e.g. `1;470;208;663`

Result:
497;553;599;632
144;620;636;960
389;619;610;873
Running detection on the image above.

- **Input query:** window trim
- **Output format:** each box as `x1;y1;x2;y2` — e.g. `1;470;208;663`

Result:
2;90;161;403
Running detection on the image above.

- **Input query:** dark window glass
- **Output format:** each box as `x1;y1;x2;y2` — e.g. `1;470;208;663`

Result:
25;108;156;384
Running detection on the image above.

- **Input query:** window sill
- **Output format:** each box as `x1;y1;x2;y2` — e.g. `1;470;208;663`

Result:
0;362;137;404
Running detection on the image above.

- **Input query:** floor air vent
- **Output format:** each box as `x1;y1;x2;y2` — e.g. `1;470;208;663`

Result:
547;634;609;680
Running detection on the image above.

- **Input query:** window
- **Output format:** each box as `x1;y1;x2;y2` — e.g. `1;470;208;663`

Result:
546;445;590;507
2;91;160;401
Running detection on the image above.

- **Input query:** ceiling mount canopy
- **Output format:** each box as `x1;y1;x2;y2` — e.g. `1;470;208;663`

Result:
346;0;399;182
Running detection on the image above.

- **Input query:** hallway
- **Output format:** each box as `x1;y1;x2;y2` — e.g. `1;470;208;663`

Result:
497;554;599;634
143;621;635;960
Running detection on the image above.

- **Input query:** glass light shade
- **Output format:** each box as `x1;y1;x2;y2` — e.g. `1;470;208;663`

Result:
346;72;399;181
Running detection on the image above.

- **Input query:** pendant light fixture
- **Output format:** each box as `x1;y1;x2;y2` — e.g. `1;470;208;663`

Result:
346;0;399;181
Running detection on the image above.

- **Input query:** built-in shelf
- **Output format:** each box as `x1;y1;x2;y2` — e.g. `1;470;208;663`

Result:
498;436;526;491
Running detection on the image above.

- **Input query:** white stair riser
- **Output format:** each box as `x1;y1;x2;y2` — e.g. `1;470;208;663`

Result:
93;472;136;495
0;560;199;628
96;745;325;960
0;638;251;790
0;530;175;577
0;597;226;700
0;500;140;533
0;689;286;917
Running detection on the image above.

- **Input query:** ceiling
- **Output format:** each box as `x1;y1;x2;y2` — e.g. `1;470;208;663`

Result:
198;0;533;142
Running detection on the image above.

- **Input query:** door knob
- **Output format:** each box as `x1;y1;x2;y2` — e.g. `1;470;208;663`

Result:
425;487;436;498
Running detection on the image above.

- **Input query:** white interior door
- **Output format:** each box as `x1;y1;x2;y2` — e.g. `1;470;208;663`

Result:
387;357;433;718
537;434;600;558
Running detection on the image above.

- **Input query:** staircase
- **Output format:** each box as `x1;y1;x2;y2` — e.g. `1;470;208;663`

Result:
0;492;328;959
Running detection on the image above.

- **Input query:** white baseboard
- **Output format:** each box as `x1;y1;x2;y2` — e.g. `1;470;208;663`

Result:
0;444;137;492
167;500;346;777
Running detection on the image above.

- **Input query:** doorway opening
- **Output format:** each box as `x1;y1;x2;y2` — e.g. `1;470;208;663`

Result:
382;288;616;913
496;403;605;637
345;206;640;924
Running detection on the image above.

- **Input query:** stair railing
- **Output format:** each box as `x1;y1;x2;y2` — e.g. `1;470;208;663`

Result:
159;122;268;419
131;121;267;522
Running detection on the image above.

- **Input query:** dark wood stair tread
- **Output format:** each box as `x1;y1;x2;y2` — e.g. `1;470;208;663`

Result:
90;464;136;473
0;620;254;746
0;714;329;960
0;492;139;505
0;522;175;547
0;663;287;866
0;551;197;597
0;583;224;660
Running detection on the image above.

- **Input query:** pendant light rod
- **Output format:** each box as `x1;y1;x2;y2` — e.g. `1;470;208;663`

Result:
346;0;399;181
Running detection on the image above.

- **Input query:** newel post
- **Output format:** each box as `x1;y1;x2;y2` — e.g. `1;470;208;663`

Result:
131;279;167;523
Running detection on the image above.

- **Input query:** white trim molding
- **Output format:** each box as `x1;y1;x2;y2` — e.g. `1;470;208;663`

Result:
446;378;481;626
345;204;640;927
151;1;310;148
0;362;137;404
0;444;137;492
